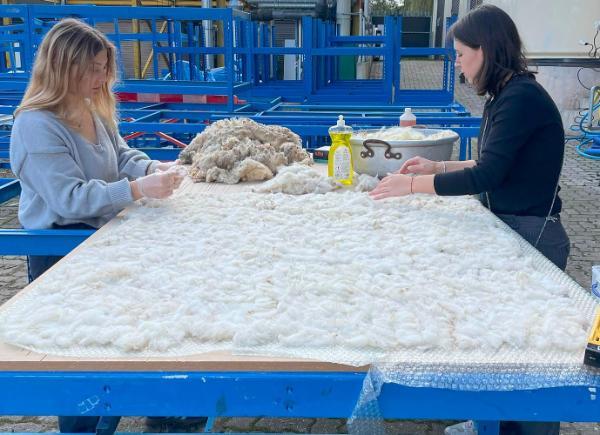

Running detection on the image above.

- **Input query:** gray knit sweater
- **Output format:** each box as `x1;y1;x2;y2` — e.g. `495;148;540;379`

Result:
10;109;156;229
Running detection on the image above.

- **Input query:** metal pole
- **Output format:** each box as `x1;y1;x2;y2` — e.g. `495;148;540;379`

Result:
132;0;141;79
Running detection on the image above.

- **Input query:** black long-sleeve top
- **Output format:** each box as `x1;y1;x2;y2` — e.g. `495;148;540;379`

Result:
434;74;564;217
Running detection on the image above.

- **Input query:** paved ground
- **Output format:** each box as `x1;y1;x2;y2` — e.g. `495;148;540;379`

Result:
0;60;599;433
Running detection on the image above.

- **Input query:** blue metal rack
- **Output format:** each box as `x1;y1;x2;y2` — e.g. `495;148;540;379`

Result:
0;369;599;434
0;5;253;111
241;15;457;106
0;4;472;161
0;5;459;108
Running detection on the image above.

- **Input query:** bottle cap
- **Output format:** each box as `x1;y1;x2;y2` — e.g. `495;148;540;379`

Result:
405;108;412;114
336;115;345;127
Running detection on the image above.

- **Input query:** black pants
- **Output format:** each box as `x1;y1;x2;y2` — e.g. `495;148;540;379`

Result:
27;223;96;282
495;213;568;435
496;213;570;271
58;416;120;434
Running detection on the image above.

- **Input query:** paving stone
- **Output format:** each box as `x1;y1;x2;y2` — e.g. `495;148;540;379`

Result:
254;417;315;433
213;417;259;432
0;422;46;432
383;419;438;434
309;418;346;433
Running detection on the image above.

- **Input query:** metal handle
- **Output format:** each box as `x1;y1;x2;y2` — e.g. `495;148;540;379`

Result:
360;139;378;158
362;139;402;160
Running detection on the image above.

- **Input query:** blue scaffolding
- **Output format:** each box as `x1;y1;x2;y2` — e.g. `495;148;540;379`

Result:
0;5;460;107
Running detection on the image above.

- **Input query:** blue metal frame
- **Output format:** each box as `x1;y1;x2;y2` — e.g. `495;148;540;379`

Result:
0;228;93;255
0;178;19;203
0;370;599;434
0;5;253;112
0;5;460;110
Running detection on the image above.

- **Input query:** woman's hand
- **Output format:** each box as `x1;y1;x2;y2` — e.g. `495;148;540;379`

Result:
132;170;185;200
369;174;413;200
153;159;180;173
397;156;442;175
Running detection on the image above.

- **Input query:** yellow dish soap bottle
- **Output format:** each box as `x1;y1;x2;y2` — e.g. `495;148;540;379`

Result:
328;115;354;185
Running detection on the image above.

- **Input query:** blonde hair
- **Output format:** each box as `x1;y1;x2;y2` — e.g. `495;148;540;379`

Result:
15;18;118;130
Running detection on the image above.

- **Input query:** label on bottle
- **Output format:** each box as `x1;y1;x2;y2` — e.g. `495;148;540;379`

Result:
333;146;351;180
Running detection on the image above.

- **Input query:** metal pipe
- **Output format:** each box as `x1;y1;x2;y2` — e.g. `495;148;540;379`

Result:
588;85;600;131
216;0;226;67
132;0;141;79
202;0;214;70
336;0;351;36
141;20;168;79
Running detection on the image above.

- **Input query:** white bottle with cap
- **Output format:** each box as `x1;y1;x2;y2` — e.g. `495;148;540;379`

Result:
400;107;417;127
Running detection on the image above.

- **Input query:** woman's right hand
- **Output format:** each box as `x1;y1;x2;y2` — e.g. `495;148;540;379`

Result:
397;156;442;175
132;170;184;199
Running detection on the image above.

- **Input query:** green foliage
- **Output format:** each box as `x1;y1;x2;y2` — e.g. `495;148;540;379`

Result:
371;0;433;17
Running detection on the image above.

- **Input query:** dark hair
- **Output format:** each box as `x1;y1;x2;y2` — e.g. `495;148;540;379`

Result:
448;4;531;96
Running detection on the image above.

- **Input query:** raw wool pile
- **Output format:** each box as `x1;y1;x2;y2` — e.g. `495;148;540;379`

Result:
0;188;594;364
179;118;312;184
252;165;380;195
253;164;338;195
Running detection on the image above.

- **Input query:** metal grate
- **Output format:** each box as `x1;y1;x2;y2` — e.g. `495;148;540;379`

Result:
451;0;459;15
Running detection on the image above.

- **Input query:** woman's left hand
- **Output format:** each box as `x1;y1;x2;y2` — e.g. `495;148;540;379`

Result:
369;174;412;200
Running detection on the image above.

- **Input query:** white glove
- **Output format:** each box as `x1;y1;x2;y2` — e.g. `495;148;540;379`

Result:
152;159;180;173
135;170;183;199
164;164;188;190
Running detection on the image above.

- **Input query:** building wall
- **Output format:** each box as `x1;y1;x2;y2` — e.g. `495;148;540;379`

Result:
481;1;600;118
484;0;600;58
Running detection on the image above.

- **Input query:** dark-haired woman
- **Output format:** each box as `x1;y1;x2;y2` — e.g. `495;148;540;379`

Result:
370;4;570;273
371;5;567;434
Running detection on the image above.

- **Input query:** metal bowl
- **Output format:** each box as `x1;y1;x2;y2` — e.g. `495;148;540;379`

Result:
350;127;459;177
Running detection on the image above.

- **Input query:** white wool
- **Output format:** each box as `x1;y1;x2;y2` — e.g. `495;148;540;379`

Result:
253;166;379;195
0;191;593;362
354;127;455;141
180;118;312;184
355;126;426;140
253;164;337;195
427;130;458;140
353;173;380;192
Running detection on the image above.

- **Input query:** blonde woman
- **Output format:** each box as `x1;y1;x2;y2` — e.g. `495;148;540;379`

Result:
9;18;187;432
11;18;184;278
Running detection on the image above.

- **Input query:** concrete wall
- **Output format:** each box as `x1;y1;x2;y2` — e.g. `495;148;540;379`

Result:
484;0;600;58
531;66;600;128
482;0;600;125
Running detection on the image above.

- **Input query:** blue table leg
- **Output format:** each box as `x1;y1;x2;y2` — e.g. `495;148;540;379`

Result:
475;420;500;434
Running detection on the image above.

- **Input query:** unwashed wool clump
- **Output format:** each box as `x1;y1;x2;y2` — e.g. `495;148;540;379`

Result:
179;118;312;184
253;167;380;195
253;164;338;195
